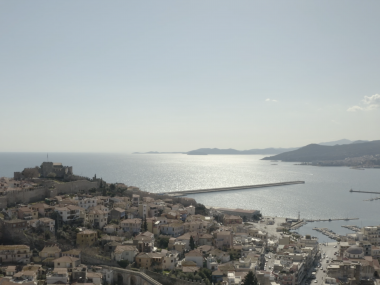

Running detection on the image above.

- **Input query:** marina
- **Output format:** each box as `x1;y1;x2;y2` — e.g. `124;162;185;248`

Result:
313;227;342;241
341;225;361;232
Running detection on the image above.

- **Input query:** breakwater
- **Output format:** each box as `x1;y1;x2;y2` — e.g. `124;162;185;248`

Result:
349;189;380;194
306;218;359;222
161;181;305;196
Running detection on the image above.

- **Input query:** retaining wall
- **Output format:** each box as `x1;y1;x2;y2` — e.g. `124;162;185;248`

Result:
81;251;120;267
141;269;206;285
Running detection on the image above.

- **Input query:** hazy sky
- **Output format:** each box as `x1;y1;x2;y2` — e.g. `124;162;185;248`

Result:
1;1;379;152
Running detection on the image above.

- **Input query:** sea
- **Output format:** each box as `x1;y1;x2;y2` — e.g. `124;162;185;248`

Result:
0;152;379;242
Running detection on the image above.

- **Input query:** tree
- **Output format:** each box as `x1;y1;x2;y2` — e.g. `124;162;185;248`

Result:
190;235;195;250
243;216;247;222
156;235;170;249
47;172;56;178
243;271;258;285
252;213;262;220
110;184;116;191
117;260;129;268
143;217;148;232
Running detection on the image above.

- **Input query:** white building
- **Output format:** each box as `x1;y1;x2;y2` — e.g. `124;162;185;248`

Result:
111;245;139;263
185;250;203;267
120;218;142;234
0;245;31;264
162;251;179;271
46;268;69;285
78;197;98;210
39;217;55;232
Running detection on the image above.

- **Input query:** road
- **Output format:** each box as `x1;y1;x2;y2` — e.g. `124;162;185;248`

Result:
302;242;338;285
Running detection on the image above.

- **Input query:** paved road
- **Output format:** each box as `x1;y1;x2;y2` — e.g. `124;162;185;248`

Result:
303;242;338;285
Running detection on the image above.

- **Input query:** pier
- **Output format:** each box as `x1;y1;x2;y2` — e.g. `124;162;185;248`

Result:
341;225;361;232
313;227;342;241
161;181;305;196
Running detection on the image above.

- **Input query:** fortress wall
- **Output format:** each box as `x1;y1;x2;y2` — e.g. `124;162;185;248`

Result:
5;187;47;206
0;197;7;208
54;180;98;195
3;180;98;207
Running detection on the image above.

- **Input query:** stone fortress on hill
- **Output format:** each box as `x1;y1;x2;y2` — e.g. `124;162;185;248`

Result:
0;161;102;208
14;161;74;180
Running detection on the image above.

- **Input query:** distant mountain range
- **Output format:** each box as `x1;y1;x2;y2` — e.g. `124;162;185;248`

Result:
186;147;298;155
318;139;368;146
133;151;184;154
133;139;371;156
262;140;380;162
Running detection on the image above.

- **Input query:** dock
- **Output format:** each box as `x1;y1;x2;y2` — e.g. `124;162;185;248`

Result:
341;225;361;232
161;181;305;196
313;227;342;241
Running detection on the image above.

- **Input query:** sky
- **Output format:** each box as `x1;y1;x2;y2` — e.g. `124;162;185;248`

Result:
1;1;379;153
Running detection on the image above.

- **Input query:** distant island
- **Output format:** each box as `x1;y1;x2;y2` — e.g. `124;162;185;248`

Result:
262;140;380;168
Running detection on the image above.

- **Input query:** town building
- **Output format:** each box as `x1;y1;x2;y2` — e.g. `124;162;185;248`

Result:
0;245;31;264
111;245;139;263
76;230;98;246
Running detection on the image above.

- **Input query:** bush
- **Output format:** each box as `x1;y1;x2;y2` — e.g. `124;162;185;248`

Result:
117;260;129;268
156;235;170;249
47;172;56;178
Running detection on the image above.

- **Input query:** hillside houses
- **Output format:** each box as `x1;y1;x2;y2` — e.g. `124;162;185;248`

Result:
0;177;279;285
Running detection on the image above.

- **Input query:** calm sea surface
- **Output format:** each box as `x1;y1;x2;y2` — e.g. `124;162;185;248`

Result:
0;152;379;241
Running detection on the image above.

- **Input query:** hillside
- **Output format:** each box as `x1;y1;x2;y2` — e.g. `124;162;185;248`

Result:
187;147;298;155
262;140;380;162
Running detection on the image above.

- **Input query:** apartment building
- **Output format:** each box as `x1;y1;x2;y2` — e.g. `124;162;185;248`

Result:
0;245;31;264
362;226;380;246
120;218;142;234
159;222;185;237
78;197;98;210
